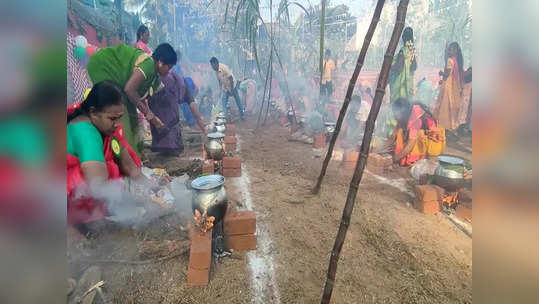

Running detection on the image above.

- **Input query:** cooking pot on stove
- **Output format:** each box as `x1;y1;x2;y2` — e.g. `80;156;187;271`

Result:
213;122;226;133
205;132;225;160
191;174;228;222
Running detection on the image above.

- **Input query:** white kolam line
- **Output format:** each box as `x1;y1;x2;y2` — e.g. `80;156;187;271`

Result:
231;135;281;304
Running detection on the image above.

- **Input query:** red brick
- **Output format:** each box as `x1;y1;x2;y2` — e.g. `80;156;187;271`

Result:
342;161;356;170
224;210;256;236
313;134;326;149
189;230;212;270
343;151;359;162
224;136;237;144
222;168;242;177
414;199;440;215
224;137;237;152
202;160;214;174
368;153;382;166
189;227;212;240
455;202;472;223
187;267;209;286
225;234;257;251
414;185;445;202
222;156;241;169
225;124;236;136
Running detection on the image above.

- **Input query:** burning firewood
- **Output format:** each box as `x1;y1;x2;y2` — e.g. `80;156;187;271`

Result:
442;192;459;206
193;209;215;233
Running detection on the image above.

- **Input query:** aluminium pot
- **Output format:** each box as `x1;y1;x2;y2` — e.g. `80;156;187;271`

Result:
191;174;228;222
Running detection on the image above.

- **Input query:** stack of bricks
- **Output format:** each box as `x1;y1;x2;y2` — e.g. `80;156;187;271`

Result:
313;133;327;149
202;159;214;174
224;207;257;251
224;136;237;152
222;156;242;177
366;153;392;175
225;124;236;137
187;228;212;286
342;151;359;170
413;185;445;215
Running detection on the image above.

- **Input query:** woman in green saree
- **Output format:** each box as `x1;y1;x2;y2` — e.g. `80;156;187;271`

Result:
87;43;177;155
386;27;417;136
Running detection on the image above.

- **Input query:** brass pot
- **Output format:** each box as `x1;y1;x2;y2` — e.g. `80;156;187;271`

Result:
191;174;228;222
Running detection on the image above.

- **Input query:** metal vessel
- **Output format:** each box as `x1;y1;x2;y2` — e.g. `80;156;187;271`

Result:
205;132;225;160
191;174;228;222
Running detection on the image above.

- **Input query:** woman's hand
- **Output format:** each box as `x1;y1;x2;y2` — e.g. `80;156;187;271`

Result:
150;116;166;129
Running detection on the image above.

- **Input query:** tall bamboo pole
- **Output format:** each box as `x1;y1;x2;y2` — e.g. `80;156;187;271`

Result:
256;49;273;130
320;1;410;303
263;0;274;125
318;0;326;95
312;0;386;195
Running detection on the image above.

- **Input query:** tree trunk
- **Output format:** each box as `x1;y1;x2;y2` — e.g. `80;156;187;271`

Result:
312;0;386;195
320;1;410;303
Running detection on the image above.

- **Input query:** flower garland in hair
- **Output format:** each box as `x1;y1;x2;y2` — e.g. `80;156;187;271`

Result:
405;40;416;62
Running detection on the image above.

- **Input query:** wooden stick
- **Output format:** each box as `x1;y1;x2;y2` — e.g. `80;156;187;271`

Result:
320;1;410;303
312;0;386;195
75;249;189;265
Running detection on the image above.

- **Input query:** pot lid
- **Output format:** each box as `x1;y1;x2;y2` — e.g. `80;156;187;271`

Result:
191;174;225;190
437;155;465;165
207;132;225;139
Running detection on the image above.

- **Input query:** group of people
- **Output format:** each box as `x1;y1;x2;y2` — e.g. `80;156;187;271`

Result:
380;26;471;167
67;25;247;225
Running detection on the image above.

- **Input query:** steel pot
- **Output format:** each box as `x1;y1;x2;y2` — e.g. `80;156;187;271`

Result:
325;122;336;136
213;123;226;133
191;175;228;222
205;132;225;160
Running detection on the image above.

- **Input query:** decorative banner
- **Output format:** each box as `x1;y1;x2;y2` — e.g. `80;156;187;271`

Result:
74;35;88;48
74;45;87;60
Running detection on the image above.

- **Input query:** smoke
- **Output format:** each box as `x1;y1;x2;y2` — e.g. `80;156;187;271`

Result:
70;172;194;229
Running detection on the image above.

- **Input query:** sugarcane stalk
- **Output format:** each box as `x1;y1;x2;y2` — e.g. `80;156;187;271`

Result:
263;61;274;125
312;0;387;195
320;1;410;303
319;0;326;91
263;0;275;126
256;48;273;130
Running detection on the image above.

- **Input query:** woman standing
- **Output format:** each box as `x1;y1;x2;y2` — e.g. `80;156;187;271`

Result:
434;42;464;131
87;43;177;155
135;25;152;55
389;27;417;103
